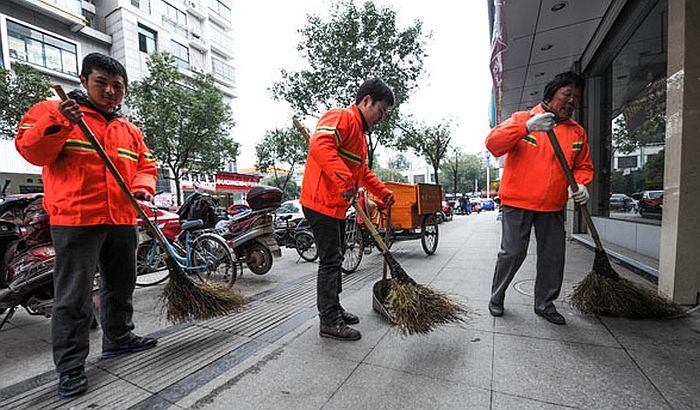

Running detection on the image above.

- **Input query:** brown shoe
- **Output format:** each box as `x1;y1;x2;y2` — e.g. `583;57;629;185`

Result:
319;323;362;341
340;309;360;325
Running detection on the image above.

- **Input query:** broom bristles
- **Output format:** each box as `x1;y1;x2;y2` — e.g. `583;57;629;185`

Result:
383;280;473;336
570;271;684;319
160;271;247;323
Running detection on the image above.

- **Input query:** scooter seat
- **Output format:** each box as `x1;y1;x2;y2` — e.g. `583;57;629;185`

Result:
181;219;204;231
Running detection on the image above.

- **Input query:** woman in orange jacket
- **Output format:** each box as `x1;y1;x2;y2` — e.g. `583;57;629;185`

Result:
485;71;593;325
300;78;395;341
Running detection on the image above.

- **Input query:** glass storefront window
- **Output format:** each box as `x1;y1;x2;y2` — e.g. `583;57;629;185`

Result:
6;21;78;76
608;0;667;225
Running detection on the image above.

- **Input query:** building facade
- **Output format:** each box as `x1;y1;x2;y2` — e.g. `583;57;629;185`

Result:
488;0;699;304
0;0;237;198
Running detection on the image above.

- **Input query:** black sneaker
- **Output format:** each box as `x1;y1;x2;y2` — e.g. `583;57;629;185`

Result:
320;323;361;341
488;303;504;317
340;309;360;325
58;366;88;398
536;310;566;325
101;336;158;359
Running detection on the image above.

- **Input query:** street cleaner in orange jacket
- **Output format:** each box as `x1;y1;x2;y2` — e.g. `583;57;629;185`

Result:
301;78;395;341
15;53;158;397
485;71;593;325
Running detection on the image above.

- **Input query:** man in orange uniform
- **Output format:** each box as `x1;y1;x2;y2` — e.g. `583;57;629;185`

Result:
485;71;593;325
16;53;158;397
301;78;395;341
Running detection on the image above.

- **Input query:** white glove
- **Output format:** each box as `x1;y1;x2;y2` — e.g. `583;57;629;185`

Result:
568;183;589;205
526;112;556;133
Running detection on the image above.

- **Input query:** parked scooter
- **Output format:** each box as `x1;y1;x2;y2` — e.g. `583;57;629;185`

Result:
214;186;283;275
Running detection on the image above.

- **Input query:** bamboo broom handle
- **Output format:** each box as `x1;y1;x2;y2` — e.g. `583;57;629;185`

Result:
53;85;173;257
545;129;604;251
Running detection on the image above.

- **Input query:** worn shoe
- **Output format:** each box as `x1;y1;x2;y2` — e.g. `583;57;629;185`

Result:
536;311;566;325
101;336;158;359
488;303;504;317
340;309;360;325
58;366;88;398
319;323;362;341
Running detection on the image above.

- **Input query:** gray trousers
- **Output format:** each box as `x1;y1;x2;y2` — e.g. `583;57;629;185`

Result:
490;206;565;314
51;225;139;373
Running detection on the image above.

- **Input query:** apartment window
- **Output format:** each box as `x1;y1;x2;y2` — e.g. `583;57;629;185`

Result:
208;0;231;23
131;0;151;14
170;41;189;69
6;21;78;76
48;0;82;16
138;24;158;54
212;58;234;82
163;2;188;37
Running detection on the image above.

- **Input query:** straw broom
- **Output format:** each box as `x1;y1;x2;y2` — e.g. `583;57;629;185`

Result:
545;128;683;318
54;85;246;322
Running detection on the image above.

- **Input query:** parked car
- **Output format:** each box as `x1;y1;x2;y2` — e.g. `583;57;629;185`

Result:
480;198;495;211
637;190;663;217
609;193;636;212
274;200;305;229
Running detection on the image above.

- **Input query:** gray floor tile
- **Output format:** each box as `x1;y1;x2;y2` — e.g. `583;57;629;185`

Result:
493;333;670;409
324;363;490;410
492;392;580;409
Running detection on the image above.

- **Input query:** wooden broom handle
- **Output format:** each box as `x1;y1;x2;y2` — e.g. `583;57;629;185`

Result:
545;129;603;251
53;85;172;255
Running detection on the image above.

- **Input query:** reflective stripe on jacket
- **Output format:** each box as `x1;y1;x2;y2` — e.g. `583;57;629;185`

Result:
300;104;390;219
486;104;594;212
15;100;157;226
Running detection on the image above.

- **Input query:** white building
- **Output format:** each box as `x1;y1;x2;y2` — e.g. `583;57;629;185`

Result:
0;0;236;194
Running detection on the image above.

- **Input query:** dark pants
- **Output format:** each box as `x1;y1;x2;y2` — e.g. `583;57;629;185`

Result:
303;207;345;326
490;206;566;314
51;225;139;373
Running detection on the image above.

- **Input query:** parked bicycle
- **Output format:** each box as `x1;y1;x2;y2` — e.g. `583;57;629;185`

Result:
274;215;318;262
135;200;235;287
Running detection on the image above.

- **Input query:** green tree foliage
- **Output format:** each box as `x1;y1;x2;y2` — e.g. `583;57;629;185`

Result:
270;0;430;169
387;153;410;171
373;166;407;183
395;119;452;185
127;53;238;205
0;63;53;139
262;176;300;200
438;153;488;193
255;127;308;195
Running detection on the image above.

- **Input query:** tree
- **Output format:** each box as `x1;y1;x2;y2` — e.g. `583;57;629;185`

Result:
387;153;411;171
441;147;462;196
395;119;452;186
0;63;53;139
270;0;430;169
255;127;308;195
262;176;300;200
373;166;408;183
127;53;238;205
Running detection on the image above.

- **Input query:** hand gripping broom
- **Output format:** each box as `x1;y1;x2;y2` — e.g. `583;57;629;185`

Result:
54;85;246;323
545;128;682;318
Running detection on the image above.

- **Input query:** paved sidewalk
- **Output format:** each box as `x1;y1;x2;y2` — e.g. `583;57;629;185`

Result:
1;211;699;409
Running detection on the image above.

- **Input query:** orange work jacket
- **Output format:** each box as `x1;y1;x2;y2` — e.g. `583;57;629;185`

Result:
15;99;157;226
486;104;594;212
300;104;390;219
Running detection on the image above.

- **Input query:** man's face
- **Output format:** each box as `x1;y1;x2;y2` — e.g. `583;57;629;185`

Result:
546;85;581;120
80;69;126;112
358;95;390;130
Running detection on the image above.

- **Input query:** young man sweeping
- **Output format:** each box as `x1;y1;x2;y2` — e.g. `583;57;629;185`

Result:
16;53;158;397
301;78;395;341
485;71;594;325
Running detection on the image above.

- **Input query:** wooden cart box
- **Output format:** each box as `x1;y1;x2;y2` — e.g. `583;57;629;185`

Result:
374;182;442;230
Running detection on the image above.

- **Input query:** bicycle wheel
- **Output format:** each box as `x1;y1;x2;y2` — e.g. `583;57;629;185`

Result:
420;214;439;255
295;231;318;262
341;219;363;274
189;233;236;286
135;240;170;286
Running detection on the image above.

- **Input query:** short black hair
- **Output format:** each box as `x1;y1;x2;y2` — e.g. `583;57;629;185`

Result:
80;53;128;86
355;78;395;106
542;71;584;102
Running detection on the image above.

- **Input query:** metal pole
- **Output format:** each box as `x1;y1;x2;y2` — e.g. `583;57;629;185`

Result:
486;152;491;198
